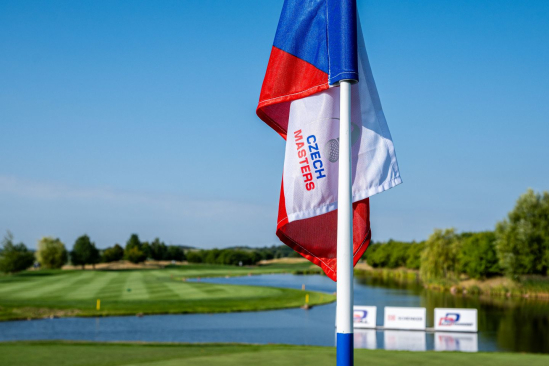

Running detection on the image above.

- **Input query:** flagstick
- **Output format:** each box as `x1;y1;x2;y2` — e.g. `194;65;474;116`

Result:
336;80;354;366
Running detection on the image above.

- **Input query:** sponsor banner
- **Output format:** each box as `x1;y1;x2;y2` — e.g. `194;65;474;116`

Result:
353;306;377;329
354;329;377;349
384;307;426;330
434;308;478;332
435;332;478;352
384;331;426;351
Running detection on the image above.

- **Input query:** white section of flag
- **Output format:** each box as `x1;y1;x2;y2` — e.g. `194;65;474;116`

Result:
282;31;402;224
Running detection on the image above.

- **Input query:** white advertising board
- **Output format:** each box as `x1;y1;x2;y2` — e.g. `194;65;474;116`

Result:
384;307;426;330
434;308;478;332
353;306;377;329
384;331;426;351
434;332;478;352
354;329;377;349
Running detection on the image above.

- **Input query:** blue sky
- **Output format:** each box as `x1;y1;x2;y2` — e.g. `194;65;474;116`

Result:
1;0;548;249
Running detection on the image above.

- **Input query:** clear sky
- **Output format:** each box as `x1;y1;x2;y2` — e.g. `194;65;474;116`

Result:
1;0;548;250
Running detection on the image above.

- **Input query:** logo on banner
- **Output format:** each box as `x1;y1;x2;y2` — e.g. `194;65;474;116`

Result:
439;313;473;327
354;310;368;323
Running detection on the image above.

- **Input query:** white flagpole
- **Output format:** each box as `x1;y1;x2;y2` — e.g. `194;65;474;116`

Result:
336;79;354;366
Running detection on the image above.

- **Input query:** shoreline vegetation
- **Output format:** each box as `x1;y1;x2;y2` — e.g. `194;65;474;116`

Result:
354;263;549;300
358;189;549;300
0;262;333;322
2;341;549;366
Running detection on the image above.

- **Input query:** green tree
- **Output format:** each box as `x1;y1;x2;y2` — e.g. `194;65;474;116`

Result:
70;234;100;269
102;244;124;263
124;234;146;263
495;189;549;275
37;237;68;269
166;246;185;261
420;228;460;281
125;234;141;252
125;246;147;264
0;232;35;273
187;251;203;263
457;232;501;279
150;238;167;260
405;241;425;270
141;241;152;259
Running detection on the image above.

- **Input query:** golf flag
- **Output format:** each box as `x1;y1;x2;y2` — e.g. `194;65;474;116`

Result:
257;0;401;281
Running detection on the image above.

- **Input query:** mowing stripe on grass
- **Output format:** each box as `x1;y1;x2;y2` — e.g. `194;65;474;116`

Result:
66;271;118;300
11;272;94;300
142;276;180;300
0;272;73;297
121;271;150;301
95;271;131;300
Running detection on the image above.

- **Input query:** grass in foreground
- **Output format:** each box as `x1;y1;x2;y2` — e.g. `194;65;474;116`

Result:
1;341;549;366
0;264;332;321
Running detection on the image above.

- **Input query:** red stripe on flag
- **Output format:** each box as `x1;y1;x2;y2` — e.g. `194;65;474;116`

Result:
276;197;371;281
257;46;329;140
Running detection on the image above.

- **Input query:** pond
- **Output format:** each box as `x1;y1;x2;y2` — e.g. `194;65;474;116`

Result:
0;274;548;353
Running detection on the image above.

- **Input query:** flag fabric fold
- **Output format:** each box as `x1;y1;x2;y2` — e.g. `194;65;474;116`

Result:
257;0;402;281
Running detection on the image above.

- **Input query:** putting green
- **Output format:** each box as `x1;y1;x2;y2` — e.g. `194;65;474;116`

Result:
0;264;333;321
1;342;548;366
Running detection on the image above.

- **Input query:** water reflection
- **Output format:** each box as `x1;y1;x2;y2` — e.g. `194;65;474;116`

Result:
384;331;426;351
355;274;549;353
0;274;548;353
353;329;376;349
435;332;478;352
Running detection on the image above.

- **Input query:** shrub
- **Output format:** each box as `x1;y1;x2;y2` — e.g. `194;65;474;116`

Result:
0;232;35;273
102;244;124;263
37;237;68;269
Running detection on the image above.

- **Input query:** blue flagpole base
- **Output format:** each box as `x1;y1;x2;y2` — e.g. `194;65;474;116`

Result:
337;333;353;366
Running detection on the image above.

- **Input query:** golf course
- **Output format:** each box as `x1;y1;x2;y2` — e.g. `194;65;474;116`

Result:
2;342;549;366
0;263;333;321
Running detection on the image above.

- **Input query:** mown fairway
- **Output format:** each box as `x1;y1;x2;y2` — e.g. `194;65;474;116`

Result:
2;342;549;366
0;263;333;321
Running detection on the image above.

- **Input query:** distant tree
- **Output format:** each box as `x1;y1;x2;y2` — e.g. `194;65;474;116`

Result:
102;244;124;263
141;241;152;259
0;232;35;274
366;243;391;268
150;238;167;260
125;246;147;264
204;249;221;264
457;232;501;279
186;251;203;263
125;234;141;252
405;242;425;270
37;237;68;269
166;246;185;261
70;235;100;269
495;189;549;276
124;234;146;263
420;228;460;281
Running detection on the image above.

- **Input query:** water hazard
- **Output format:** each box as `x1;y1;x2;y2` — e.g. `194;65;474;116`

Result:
1;274;548;353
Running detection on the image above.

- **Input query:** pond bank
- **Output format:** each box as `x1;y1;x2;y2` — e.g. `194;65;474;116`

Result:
354;264;549;300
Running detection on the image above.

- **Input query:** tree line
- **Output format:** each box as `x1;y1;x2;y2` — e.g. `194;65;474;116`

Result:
185;245;298;266
0;233;187;273
364;189;549;281
0;230;299;273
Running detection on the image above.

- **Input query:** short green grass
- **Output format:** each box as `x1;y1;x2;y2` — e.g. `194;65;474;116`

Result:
1;342;548;366
0;264;333;321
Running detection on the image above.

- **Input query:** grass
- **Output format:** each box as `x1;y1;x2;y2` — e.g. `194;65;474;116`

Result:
1;341;549;366
0;263;333;321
